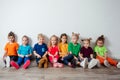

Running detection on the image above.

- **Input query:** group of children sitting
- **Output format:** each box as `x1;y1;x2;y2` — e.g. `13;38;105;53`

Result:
2;31;120;70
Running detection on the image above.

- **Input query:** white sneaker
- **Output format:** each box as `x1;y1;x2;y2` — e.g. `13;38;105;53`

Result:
117;62;120;68
80;58;88;69
96;59;101;68
88;59;98;69
104;60;110;67
6;56;10;68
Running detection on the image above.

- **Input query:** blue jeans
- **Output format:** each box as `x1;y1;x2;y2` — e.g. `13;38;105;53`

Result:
63;54;74;65
17;57;30;66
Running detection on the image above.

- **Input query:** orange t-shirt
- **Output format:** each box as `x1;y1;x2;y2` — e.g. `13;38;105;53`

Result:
4;42;19;56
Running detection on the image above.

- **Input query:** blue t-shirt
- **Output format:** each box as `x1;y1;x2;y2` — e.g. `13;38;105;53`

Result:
33;43;48;57
18;44;33;56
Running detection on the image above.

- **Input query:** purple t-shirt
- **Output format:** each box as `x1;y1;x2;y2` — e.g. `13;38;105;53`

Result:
80;47;93;58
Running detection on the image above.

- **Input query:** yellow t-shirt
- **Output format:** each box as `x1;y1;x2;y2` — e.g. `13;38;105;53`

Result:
4;42;19;56
58;43;68;57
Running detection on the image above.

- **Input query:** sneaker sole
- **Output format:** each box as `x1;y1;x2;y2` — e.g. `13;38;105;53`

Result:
88;59;97;69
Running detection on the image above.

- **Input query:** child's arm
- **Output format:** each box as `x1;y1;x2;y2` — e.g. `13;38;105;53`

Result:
48;52;54;58
18;54;24;58
54;52;58;57
104;52;108;59
74;56;78;60
90;54;94;59
79;53;84;60
96;52;105;59
33;51;41;58
3;51;7;60
42;51;48;57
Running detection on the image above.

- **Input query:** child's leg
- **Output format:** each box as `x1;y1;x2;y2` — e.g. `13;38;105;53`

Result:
38;57;45;68
107;57;118;67
9;56;18;62
96;56;105;64
36;57;41;65
43;57;48;68
63;54;74;66
5;56;10;67
49;56;54;63
22;57;30;69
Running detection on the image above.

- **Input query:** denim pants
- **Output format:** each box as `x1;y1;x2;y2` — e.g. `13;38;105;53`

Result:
17;57;29;66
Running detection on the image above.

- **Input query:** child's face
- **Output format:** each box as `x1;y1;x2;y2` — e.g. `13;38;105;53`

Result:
51;37;57;46
83;40;90;48
8;36;15;43
61;36;67;43
97;40;104;47
22;37;28;45
72;36;78;44
38;37;44;44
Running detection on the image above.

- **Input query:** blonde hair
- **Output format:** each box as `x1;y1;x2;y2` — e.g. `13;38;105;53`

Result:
81;38;92;44
37;33;44;39
72;32;80;39
48;35;58;47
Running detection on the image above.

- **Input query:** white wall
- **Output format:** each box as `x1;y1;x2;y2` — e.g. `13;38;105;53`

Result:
0;0;120;59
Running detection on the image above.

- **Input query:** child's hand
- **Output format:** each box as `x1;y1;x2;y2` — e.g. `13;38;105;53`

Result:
74;56;78;60
19;55;24;58
37;55;41;58
25;55;29;57
3;56;6;61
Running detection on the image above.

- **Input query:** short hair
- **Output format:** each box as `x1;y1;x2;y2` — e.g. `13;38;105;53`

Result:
81;38;92;43
22;35;29;41
37;33;44;39
72;32;80;39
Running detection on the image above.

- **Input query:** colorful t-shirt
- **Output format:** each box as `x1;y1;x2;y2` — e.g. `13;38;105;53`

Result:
48;46;59;56
18;44;32;56
59;43;68;57
68;42;81;57
80;46;93;58
94;46;107;57
33;43;48;57
4;42;19;56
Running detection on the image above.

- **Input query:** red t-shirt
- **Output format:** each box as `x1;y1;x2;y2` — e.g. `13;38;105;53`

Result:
48;46;59;55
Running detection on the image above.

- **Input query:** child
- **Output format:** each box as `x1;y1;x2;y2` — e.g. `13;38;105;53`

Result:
3;31;19;67
33;34;48;68
94;35;120;68
10;35;32;69
58;33;68;63
48;35;63;68
80;38;100;69
63;32;81;68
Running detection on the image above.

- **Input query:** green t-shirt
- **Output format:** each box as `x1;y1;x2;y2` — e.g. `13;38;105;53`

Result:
68;42;81;57
94;46;107;57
